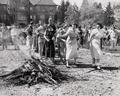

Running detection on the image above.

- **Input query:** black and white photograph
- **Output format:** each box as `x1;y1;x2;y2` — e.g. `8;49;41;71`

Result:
0;0;120;96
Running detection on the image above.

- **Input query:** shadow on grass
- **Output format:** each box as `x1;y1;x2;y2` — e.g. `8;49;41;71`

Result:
74;62;93;69
101;66;119;71
9;73;77;87
0;66;7;68
73;62;120;71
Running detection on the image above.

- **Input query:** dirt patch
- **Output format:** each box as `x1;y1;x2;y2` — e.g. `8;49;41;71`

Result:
0;49;120;96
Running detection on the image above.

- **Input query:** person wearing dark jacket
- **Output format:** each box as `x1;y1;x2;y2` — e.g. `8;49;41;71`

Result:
43;18;56;63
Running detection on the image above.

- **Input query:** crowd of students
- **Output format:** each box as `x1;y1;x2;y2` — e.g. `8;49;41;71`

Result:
0;24;20;50
0;17;120;69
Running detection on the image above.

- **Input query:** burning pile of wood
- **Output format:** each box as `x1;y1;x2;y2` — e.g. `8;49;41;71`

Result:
0;57;65;87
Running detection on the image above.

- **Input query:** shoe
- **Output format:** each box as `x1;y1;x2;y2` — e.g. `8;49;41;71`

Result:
66;65;70;68
96;66;101;70
66;64;72;68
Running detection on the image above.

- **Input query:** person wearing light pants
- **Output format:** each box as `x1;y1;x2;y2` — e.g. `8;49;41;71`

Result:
11;25;19;50
108;27;117;50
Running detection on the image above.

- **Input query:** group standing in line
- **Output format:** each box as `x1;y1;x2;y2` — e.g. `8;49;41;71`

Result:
0;17;119;69
24;17;120;69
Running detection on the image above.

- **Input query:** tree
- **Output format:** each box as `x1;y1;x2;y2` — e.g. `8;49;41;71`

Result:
65;4;81;25
80;2;104;26
8;0;18;22
58;0;66;23
65;0;70;12
54;10;58;24
54;0;70;24
98;3;102;9
103;2;115;26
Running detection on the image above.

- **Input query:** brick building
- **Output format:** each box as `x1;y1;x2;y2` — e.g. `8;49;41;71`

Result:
0;0;10;25
0;0;57;25
30;0;57;24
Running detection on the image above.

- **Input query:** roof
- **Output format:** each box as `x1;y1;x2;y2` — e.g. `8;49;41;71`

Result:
30;0;57;6
29;0;39;5
0;0;8;5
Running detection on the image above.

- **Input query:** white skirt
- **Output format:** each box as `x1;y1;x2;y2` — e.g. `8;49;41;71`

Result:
90;39;102;59
66;42;78;60
26;36;32;48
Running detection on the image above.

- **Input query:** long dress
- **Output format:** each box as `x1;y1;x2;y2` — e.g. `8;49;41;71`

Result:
90;29;104;60
66;27;78;60
26;25;33;49
37;25;44;57
11;27;19;48
43;24;56;58
108;29;117;49
1;27;8;49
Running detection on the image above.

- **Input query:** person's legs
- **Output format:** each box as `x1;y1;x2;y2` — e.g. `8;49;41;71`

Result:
4;39;7;49
2;40;4;50
95;59;101;69
15;36;19;50
90;43;95;64
66;59;69;67
96;48;102;70
12;36;16;50
50;57;55;64
74;58;76;64
92;58;95;64
29;36;33;55
2;39;7;50
39;42;44;59
113;39;117;49
110;40;114;49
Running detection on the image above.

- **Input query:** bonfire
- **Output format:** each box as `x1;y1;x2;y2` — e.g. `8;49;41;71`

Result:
0;57;65;87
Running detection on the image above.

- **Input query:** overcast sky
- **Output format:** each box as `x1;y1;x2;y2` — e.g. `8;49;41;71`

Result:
53;0;120;8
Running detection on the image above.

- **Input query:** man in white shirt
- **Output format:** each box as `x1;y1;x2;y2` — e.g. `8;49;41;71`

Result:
11;25;19;50
1;24;8;50
108;27;117;49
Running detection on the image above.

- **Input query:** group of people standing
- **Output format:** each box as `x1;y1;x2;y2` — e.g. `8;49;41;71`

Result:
26;17;107;69
26;18;56;63
0;24;19;50
2;17;115;70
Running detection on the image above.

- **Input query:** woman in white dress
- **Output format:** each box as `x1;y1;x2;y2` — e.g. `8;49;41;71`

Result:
1;24;8;50
89;23;106;69
108;27;117;50
11;25;19;50
58;24;79;68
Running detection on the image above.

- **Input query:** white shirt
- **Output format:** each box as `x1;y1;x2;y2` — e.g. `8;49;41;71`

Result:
11;28;18;36
108;29;116;40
